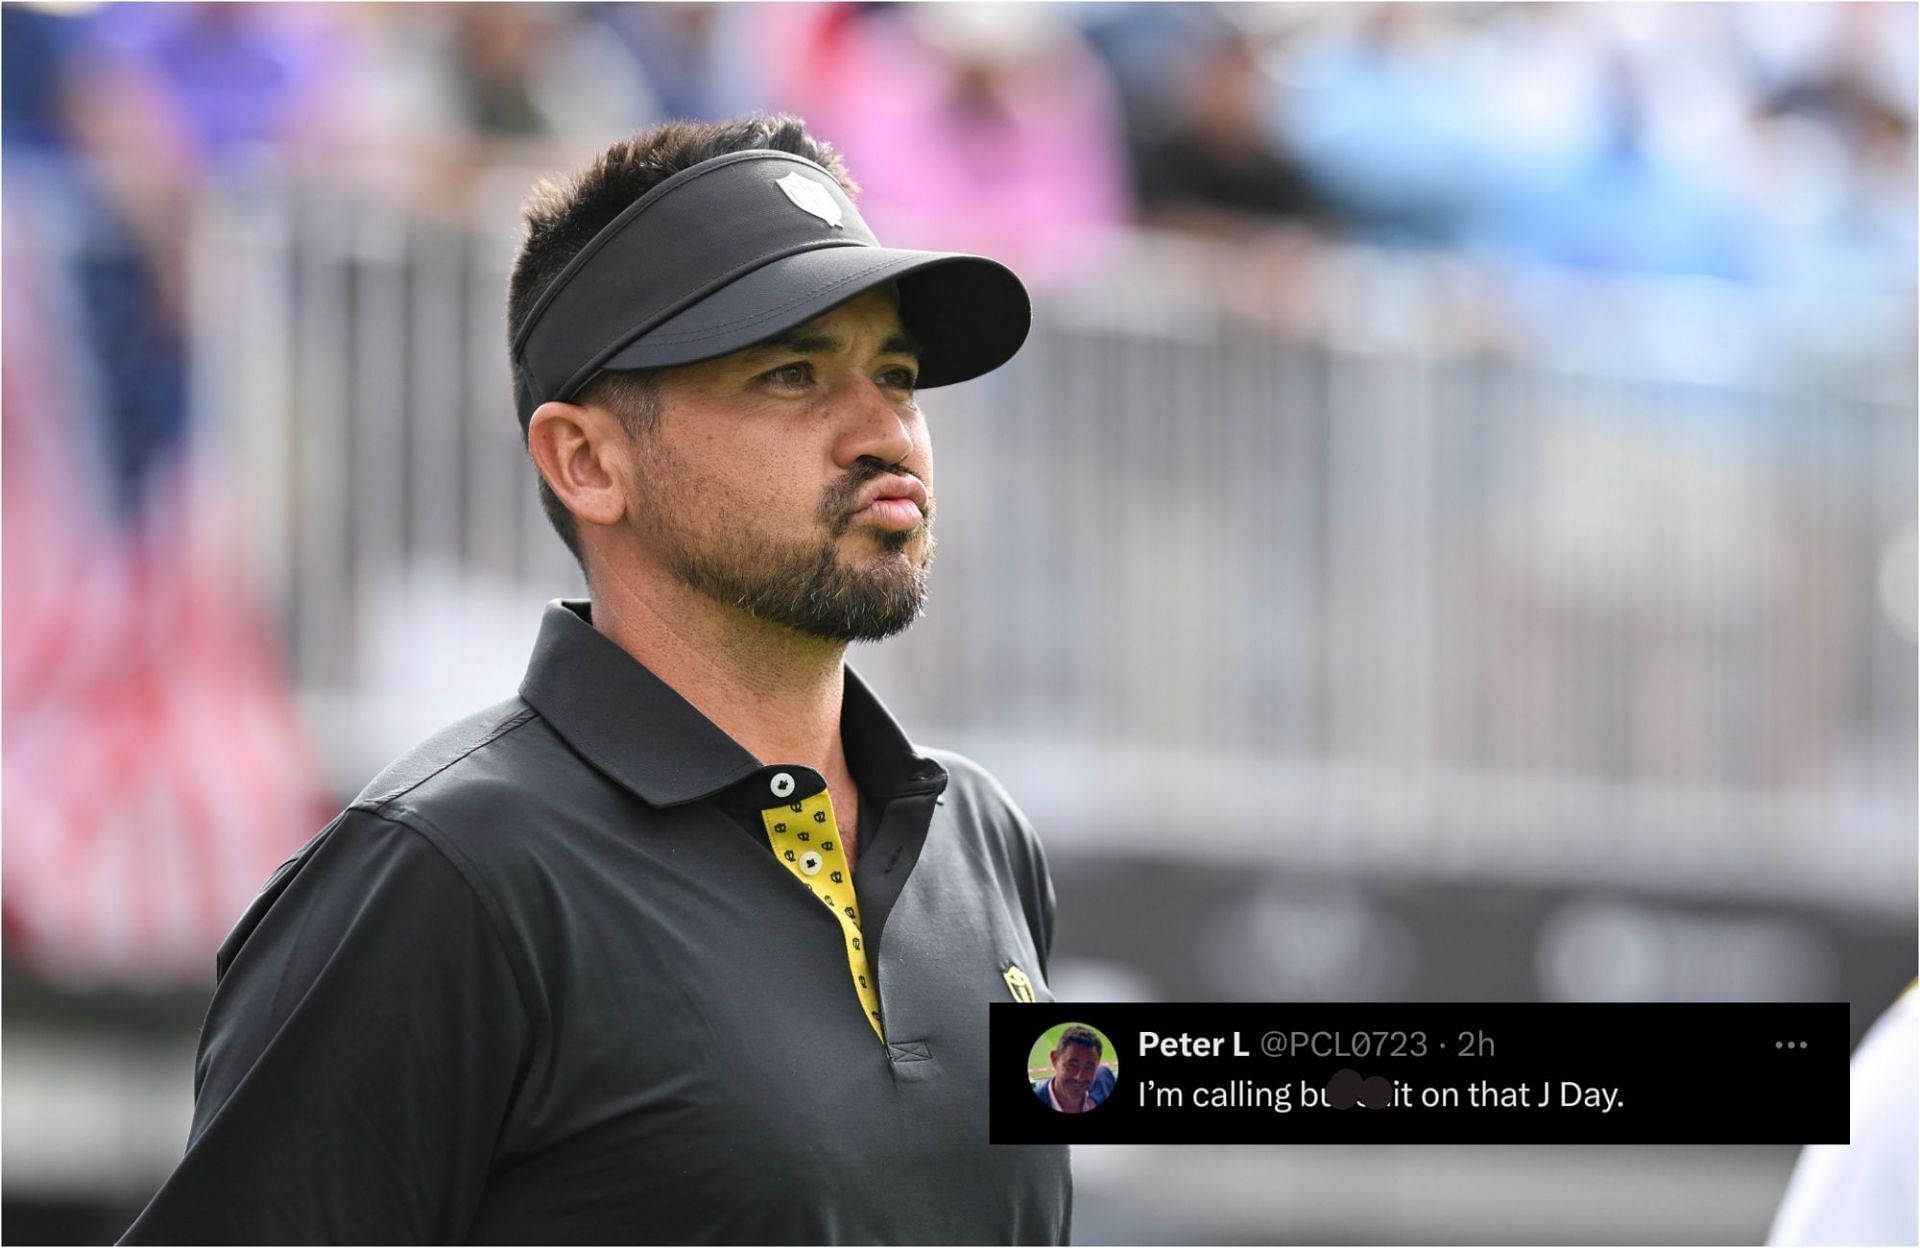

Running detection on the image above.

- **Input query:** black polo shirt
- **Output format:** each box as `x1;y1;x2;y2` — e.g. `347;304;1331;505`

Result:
122;601;1070;1245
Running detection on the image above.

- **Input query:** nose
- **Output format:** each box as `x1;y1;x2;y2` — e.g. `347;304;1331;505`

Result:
830;375;918;472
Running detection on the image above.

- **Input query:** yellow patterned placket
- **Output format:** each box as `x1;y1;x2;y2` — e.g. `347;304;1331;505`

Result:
760;790;883;1042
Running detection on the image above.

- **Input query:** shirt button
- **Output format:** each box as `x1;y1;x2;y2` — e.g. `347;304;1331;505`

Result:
800;851;823;876
770;772;795;798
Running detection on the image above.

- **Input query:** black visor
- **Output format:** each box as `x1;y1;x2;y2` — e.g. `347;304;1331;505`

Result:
511;149;1030;427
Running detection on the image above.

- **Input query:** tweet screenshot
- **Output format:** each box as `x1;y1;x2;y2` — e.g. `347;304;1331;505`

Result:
995;1004;1846;1144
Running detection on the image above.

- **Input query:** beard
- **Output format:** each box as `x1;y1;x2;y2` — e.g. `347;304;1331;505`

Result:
633;452;935;643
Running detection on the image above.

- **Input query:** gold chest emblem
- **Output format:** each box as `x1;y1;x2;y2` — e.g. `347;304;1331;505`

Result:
1002;963;1036;1003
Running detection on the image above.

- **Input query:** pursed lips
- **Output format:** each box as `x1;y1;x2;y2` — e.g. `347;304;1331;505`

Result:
848;475;929;529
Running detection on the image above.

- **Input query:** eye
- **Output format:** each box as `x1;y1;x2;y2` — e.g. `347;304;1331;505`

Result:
762;362;814;389
877;365;919;392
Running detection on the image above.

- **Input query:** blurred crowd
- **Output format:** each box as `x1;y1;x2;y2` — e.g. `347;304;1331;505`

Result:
3;21;1911;1246
2;2;1914;991
5;1;1914;300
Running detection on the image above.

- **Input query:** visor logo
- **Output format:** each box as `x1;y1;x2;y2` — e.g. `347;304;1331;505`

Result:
777;172;844;229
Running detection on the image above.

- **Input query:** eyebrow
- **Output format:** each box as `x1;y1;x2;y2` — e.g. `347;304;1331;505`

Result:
737;327;923;365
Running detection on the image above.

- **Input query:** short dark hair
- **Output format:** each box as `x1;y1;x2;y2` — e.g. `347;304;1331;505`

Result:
1056;1026;1103;1058
507;115;860;577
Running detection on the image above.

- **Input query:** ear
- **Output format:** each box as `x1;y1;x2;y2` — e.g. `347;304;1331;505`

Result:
527;400;630;529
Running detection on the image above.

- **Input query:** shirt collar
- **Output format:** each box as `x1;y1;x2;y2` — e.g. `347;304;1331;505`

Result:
518;600;946;809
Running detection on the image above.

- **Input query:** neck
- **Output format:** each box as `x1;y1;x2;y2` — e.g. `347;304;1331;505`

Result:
589;556;849;772
1052;1079;1087;1110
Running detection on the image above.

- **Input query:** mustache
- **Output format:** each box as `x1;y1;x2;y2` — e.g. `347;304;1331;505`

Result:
822;459;933;534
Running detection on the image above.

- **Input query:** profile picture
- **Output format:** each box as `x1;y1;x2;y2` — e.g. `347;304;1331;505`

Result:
1028;1022;1119;1114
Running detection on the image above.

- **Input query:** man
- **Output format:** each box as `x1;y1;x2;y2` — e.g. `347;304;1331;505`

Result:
123;115;1068;1244
1034;1026;1117;1114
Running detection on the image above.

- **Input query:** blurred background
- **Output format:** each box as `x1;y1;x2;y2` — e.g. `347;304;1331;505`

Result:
2;1;1914;1243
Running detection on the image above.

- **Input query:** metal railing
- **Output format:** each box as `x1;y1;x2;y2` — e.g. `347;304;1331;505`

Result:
182;175;1917;910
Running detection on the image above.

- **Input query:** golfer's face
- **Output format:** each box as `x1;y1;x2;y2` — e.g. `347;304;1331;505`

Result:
617;287;936;642
1052;1044;1099;1098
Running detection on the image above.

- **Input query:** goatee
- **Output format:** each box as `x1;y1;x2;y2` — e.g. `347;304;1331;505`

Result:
646;458;936;643
672;526;934;643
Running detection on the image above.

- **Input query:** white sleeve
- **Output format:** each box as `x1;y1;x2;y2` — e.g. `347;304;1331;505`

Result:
1768;989;1919;1248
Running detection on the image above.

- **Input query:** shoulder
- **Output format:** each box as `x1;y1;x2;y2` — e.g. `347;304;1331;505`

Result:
205;695;627;1029
920;747;1037;841
245;697;605;982
241;698;557;910
344;696;599;875
1844;988;1919;1145
1085;1066;1117;1109
215;802;530;1014
216;704;570;1017
351;697;544;814
920;747;1051;872
1853;986;1919;1086
1768;990;1920;1245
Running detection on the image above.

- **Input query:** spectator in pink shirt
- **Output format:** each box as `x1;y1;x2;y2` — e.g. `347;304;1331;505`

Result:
779;4;1130;288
